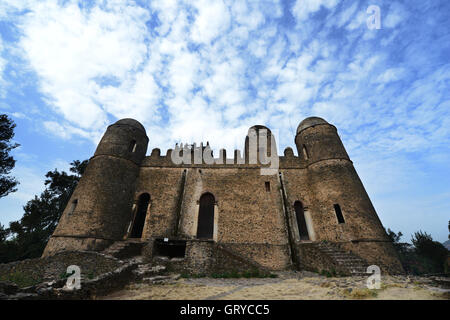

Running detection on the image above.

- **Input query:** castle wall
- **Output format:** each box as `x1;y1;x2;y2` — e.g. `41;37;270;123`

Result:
43;117;404;274
134;167;186;239
137;166;292;270
306;159;388;242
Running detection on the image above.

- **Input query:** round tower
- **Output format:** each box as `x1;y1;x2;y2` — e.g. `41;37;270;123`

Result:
295;116;403;273
43;119;149;256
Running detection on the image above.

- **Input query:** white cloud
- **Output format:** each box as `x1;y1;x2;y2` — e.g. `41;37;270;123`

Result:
18;1;150;131
0;36;6;95
375;68;406;83
43;120;101;142
335;2;358;28
1;0;449;242
384;3;406;29
7;0;446;161
190;0;231;44
292;0;339;22
346;10;366;30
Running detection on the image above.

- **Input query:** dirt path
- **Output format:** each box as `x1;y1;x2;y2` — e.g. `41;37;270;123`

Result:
100;272;449;300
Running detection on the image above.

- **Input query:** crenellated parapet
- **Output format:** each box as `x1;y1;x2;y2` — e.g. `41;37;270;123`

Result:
141;144;306;169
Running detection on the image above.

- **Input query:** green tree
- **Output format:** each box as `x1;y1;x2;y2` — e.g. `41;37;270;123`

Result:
386;228;403;243
386;228;411;254
0;223;9;243
0;160;88;263
411;230;448;273
0;114;20;198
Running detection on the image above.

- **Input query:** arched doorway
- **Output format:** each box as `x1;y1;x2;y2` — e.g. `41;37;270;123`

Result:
294;201;309;241
196;193;215;239
130;193;150;238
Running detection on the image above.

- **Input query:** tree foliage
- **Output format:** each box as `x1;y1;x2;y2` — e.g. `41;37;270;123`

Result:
0;114;20;199
387;227;449;275
411;230;448;272
386;228;411;254
0;160;88;263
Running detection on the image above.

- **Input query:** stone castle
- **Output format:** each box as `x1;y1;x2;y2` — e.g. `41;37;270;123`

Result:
43;117;404;275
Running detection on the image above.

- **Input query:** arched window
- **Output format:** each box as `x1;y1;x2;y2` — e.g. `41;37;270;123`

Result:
294;201;309;240
130;193;150;238
196;193;215;239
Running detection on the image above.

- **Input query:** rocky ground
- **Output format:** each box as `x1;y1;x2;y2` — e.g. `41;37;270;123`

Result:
100;271;449;300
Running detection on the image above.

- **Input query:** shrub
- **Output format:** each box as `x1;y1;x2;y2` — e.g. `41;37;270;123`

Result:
0;271;41;288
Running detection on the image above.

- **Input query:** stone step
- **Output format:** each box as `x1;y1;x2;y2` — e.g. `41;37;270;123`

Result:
134;265;166;276
142;274;180;284
133;265;167;277
314;242;369;277
338;264;368;269
334;259;367;264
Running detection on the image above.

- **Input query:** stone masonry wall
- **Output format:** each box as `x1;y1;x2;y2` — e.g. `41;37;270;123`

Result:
43;118;404;275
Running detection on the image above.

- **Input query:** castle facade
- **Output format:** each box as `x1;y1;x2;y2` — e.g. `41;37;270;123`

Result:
43;117;404;275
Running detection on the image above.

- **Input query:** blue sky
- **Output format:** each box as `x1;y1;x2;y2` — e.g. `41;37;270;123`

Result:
0;0;449;243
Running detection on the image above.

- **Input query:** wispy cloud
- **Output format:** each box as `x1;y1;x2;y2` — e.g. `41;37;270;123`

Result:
0;0;449;241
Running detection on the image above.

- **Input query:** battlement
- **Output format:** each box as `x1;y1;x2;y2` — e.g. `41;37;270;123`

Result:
141;145;306;169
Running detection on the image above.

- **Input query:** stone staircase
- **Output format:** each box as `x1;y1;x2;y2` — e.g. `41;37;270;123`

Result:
102;239;186;284
130;258;183;284
102;239;146;259
315;242;369;276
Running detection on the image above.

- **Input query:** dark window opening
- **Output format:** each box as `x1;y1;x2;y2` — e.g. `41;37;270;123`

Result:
294;201;310;240
68;199;78;215
302;144;309;160
265;181;271;192
129;140;137;153
130;193;150;238
153;239;186;258
334;204;345;224
197;193;215;239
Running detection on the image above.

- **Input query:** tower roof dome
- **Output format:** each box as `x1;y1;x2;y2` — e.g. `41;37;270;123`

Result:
114;118;146;132
248;125;272;134
296;117;328;134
